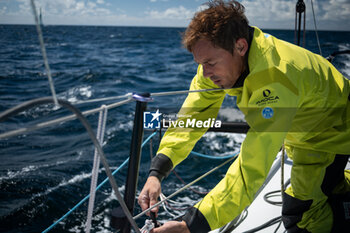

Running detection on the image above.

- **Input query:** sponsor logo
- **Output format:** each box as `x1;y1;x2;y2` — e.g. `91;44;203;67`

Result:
143;109;222;129
256;89;280;106
263;89;271;97
262;107;274;119
144;109;161;129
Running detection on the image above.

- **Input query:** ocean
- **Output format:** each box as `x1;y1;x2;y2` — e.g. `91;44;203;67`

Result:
0;25;349;233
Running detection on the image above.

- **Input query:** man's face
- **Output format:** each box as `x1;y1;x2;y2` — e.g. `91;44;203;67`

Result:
192;39;245;89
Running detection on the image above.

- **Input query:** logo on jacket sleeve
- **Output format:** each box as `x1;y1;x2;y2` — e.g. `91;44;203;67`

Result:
262;107;274;119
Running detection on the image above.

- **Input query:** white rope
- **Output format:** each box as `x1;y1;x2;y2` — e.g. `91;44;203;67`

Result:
151;87;226;97
76;93;133;104
159;193;177;218
85;106;108;233
140;219;155;233
30;0;59;107
310;0;323;56
76;87;226;104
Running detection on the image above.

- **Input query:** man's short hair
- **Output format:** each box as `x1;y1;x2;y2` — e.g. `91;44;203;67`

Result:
182;0;249;54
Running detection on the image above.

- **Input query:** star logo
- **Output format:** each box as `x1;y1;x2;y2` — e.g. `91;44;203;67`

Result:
144;110;162;129
150;109;162;122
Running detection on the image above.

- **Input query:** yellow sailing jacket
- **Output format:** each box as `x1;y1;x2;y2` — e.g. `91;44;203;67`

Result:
156;27;350;231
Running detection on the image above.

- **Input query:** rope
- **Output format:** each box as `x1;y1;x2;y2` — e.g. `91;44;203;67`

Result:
190;150;237;159
281;145;285;194
76;93;133;104
311;0;323;56
85;106;108;233
303;7;306;48
30;0;58;107
151;87;226;97
140;219;156;233
133;153;238;220
42;131;158;233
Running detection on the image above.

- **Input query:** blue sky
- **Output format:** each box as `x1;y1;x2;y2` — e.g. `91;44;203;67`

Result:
0;0;349;30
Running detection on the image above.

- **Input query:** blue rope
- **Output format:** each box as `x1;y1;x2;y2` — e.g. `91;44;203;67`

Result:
42;131;157;233
190;150;239;159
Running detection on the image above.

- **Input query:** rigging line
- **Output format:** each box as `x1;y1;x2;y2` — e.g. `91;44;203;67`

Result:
133;154;238;220
86;106;108;233
0;97;140;233
311;0;322;56
42;131;157;233
303;6;306;48
76;87;226;105
281;145;285;199
30;0;59;107
0;97;134;140
75;93;133;104
150;87;227;97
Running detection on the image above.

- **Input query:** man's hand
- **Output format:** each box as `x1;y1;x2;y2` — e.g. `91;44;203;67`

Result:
138;176;161;216
151;221;190;233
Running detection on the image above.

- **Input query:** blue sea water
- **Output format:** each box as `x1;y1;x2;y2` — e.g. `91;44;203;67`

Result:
0;25;349;233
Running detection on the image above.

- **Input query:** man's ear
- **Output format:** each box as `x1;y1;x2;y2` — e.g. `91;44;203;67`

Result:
235;38;248;56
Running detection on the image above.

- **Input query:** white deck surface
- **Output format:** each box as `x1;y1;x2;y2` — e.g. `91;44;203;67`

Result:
210;154;292;233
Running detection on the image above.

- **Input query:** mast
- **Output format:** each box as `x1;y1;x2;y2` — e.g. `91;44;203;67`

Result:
295;0;306;47
39;7;43;27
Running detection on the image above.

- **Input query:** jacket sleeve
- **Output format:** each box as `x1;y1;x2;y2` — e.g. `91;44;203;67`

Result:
150;65;226;181
185;70;300;231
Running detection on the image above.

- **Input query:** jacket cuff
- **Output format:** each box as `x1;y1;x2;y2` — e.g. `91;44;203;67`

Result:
149;153;173;182
182;207;211;233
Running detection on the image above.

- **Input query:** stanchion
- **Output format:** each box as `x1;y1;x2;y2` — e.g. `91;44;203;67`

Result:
111;93;150;233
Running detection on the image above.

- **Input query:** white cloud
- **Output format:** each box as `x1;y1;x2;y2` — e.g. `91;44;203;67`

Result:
11;0;112;17
0;6;7;15
241;0;295;28
321;0;350;20
241;0;349;30
146;5;193;20
149;0;169;2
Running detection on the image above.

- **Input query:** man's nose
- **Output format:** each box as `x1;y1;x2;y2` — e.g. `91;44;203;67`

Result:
202;64;213;78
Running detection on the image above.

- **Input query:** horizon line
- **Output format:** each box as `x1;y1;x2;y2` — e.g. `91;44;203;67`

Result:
1;23;350;32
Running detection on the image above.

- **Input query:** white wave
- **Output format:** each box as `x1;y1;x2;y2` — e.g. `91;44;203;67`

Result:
0;159;72;182
201;131;245;156
337;43;350;78
39;172;92;198
106;120;133;139
61;85;92;103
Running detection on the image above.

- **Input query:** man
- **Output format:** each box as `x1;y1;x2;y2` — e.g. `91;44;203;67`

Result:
138;1;350;232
